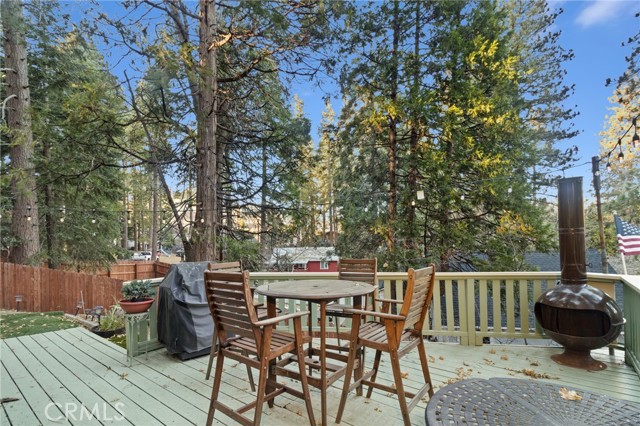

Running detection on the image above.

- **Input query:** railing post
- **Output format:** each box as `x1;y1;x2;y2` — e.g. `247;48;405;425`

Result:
464;278;477;346
623;276;640;377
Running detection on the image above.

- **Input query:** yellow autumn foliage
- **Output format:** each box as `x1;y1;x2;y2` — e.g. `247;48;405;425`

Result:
466;36;518;81
599;80;639;171
497;212;534;236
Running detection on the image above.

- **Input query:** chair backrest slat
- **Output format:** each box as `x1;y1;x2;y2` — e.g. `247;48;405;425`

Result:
339;258;376;295
338;258;378;311
204;270;258;344
338;259;377;285
208;261;243;272
400;265;435;334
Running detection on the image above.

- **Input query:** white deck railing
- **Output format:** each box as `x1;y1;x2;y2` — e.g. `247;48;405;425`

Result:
127;271;639;378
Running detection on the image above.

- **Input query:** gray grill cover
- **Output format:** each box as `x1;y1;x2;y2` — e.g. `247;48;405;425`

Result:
157;262;212;360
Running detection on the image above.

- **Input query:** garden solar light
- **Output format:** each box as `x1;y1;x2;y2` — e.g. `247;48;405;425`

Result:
15;294;24;311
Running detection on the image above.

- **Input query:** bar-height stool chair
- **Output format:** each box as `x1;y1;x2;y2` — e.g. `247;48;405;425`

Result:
205;261;250;384
204;270;315;426
336;265;436;426
326;258;377;351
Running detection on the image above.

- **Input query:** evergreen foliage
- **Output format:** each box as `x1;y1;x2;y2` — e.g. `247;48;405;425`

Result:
4;1;628;275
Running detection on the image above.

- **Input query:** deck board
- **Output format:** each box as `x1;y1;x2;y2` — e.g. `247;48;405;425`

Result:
1;327;638;425
1;337;75;425
38;330;181;425
1;362;46;426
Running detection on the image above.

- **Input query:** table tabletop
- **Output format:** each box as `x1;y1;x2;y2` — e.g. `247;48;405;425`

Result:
425;377;640;425
255;279;374;302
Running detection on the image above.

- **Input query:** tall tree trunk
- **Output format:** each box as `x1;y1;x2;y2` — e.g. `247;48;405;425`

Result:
407;1;422;250
216;130;226;261
122;168;129;250
43;140;58;269
3;0;41;265
386;0;400;253
328;137;335;245
193;0;218;261
133;193;139;250
260;140;269;259
151;168;159;258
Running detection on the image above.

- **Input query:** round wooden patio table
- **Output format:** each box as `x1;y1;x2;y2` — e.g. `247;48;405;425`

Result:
255;279;374;426
425;377;640;425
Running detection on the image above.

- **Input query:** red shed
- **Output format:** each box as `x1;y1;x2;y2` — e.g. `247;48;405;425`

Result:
268;247;338;272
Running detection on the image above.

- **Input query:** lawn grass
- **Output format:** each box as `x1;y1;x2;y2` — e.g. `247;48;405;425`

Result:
109;333;126;348
0;311;80;339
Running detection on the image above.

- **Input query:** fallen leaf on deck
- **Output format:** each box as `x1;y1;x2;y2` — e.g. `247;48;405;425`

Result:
506;368;559;380
559;387;582;401
483;358;495;366
439;356;444;361
500;355;509;361
429;355;435;363
463;361;469;366
401;371;409;379
489;349;496;354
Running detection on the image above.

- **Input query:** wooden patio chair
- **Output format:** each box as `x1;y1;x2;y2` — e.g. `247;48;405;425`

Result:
205;261;267;393
326;258;377;351
204;270;315;426
205;261;244;381
335;265;436;426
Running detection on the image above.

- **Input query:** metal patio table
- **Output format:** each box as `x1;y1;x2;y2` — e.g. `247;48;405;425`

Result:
425;377;640;425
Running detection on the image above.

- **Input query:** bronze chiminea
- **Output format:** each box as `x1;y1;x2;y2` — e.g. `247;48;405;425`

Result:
534;177;625;370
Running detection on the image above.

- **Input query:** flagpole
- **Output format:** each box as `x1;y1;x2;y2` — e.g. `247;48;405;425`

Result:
619;252;628;275
592;156;608;273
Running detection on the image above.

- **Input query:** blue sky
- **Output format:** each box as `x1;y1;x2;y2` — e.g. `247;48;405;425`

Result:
549;0;639;195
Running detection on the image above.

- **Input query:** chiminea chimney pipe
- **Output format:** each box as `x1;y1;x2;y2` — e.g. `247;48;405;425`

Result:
557;177;587;286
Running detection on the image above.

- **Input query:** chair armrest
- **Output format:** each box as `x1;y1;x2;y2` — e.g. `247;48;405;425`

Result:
376;297;403;305
376;297;403;313
253;311;310;327
343;308;405;322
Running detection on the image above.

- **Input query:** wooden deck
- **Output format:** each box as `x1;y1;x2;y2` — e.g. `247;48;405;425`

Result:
2;327;639;425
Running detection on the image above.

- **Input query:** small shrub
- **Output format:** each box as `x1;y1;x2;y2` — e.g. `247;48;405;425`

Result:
99;304;125;331
121;280;154;302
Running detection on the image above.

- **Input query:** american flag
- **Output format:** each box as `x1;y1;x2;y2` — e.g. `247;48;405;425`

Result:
615;215;640;256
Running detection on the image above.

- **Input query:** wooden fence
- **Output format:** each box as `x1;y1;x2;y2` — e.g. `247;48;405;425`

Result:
96;261;171;281
0;261;171;313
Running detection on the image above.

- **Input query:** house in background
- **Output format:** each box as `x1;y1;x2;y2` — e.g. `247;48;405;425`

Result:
268;247;339;272
525;248;622;308
524;248;616;274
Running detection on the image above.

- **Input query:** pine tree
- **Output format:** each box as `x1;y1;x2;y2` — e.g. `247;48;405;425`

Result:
2;0;41;265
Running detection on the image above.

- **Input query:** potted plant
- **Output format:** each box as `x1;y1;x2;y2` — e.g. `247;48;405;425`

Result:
91;304;125;338
119;279;155;314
